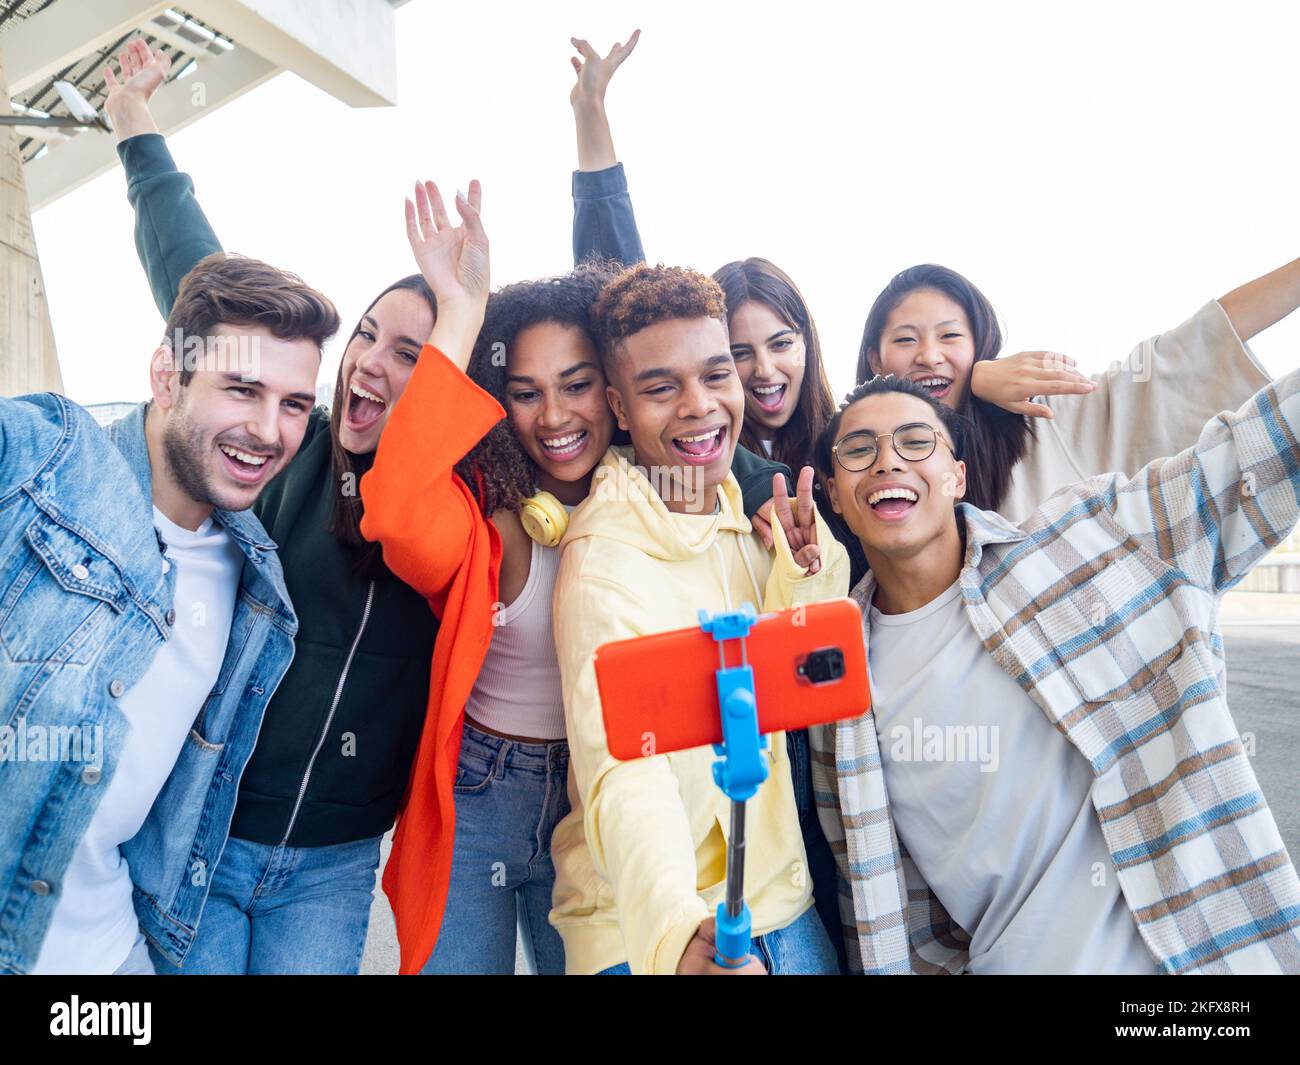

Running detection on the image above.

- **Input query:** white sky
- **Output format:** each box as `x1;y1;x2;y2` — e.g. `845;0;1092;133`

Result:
31;0;1300;407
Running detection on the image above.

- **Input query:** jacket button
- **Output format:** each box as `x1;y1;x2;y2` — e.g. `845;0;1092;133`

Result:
109;679;126;698
165;609;176;626
81;765;102;785
30;880;52;896
71;564;90;580
161;559;172;574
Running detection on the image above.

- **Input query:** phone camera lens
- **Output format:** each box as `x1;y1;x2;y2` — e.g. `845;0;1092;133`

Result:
802;648;845;684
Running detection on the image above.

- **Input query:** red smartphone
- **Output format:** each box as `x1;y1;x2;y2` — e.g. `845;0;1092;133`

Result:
594;598;870;761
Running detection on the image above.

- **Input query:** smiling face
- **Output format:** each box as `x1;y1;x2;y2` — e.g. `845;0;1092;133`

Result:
868;288;977;409
155;324;319;516
728;299;807;436
338;286;436;454
825;390;966;563
505;321;615;503
605;316;743;514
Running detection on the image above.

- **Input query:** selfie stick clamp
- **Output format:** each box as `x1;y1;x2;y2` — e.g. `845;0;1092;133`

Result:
698;603;769;969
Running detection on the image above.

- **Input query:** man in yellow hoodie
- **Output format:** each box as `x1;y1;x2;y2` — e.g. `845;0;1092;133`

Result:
548;264;850;975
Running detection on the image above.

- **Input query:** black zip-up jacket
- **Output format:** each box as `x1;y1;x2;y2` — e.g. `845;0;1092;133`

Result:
118;135;789;847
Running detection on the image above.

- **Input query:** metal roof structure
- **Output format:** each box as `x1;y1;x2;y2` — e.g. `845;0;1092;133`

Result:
1;0;412;209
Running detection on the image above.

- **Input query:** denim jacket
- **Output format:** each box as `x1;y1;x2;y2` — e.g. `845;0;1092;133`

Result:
0;394;296;973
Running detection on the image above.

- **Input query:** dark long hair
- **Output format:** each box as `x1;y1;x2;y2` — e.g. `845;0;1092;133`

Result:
856;264;1031;513
455;258;627;517
327;274;435;576
713;258;836;473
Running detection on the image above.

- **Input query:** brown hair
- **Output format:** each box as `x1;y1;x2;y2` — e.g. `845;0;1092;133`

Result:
856;264;1032;513
327;275;436;576
163;252;339;384
590;262;726;361
713;257;836;472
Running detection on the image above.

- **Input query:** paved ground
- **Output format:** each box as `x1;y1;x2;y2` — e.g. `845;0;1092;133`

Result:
359;591;1300;975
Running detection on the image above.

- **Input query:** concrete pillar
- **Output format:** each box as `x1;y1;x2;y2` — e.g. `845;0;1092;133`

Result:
1;47;63;396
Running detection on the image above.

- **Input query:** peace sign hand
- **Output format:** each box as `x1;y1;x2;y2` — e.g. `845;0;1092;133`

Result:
771;467;821;575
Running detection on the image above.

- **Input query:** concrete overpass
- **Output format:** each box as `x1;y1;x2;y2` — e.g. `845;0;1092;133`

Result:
1;0;412;396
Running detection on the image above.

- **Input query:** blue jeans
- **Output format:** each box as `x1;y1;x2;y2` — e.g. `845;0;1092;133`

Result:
421;722;570;975
597;905;839;975
149;834;382;974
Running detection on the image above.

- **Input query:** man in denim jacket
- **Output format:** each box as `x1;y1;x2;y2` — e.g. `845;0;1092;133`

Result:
0;256;336;974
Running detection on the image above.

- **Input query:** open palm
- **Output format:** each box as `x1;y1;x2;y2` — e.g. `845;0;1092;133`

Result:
405;179;489;310
103;38;171;107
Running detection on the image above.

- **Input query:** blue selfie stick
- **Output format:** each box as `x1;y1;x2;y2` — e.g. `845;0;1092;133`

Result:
698;604;770;969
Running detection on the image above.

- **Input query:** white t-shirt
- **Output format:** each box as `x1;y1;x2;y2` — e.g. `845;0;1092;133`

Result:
32;509;243;974
867;580;1157;974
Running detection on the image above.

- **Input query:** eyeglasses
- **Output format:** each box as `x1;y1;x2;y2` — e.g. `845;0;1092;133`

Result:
831;422;954;473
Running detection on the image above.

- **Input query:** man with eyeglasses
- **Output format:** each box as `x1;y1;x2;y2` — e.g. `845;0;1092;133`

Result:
809;373;1300;974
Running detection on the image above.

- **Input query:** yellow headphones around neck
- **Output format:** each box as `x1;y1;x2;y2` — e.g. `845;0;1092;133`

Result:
520;491;569;548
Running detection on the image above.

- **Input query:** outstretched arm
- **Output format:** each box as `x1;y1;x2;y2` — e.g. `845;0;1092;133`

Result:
104;39;222;318
570;30;645;266
1218;257;1300;343
1109;365;1300;595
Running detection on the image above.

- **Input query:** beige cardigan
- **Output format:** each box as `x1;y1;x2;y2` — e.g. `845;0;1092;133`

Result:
1001;300;1271;521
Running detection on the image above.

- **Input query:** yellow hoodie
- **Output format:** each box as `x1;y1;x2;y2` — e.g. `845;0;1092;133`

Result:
549;445;850;974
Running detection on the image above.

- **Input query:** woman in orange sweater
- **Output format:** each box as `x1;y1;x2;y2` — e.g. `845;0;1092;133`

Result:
361;178;616;973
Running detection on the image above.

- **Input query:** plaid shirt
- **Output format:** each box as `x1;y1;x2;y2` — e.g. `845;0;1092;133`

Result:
812;367;1300;975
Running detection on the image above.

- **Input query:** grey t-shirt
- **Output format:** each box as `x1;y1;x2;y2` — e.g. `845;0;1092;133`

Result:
868;580;1157;974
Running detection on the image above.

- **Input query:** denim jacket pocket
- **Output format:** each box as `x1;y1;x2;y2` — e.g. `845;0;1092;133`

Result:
0;516;127;667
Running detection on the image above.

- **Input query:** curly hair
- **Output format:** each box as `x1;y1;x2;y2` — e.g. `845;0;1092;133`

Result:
455;258;624;516
590;262;727;361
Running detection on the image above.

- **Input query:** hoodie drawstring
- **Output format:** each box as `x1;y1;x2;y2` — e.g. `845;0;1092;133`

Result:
713;536;764;612
738;534;763;606
713;542;733;610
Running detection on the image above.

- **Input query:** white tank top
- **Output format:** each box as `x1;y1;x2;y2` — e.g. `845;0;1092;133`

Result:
465;534;567;740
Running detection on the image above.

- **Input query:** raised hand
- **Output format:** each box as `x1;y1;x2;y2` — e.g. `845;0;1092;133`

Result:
570;30;641;109
406;179;489;307
406;179;489;368
969;350;1095;419
570;30;640;172
103;38;171;140
770;467;821;575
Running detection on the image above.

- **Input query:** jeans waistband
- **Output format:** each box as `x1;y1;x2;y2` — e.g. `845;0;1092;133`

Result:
462;719;569;774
